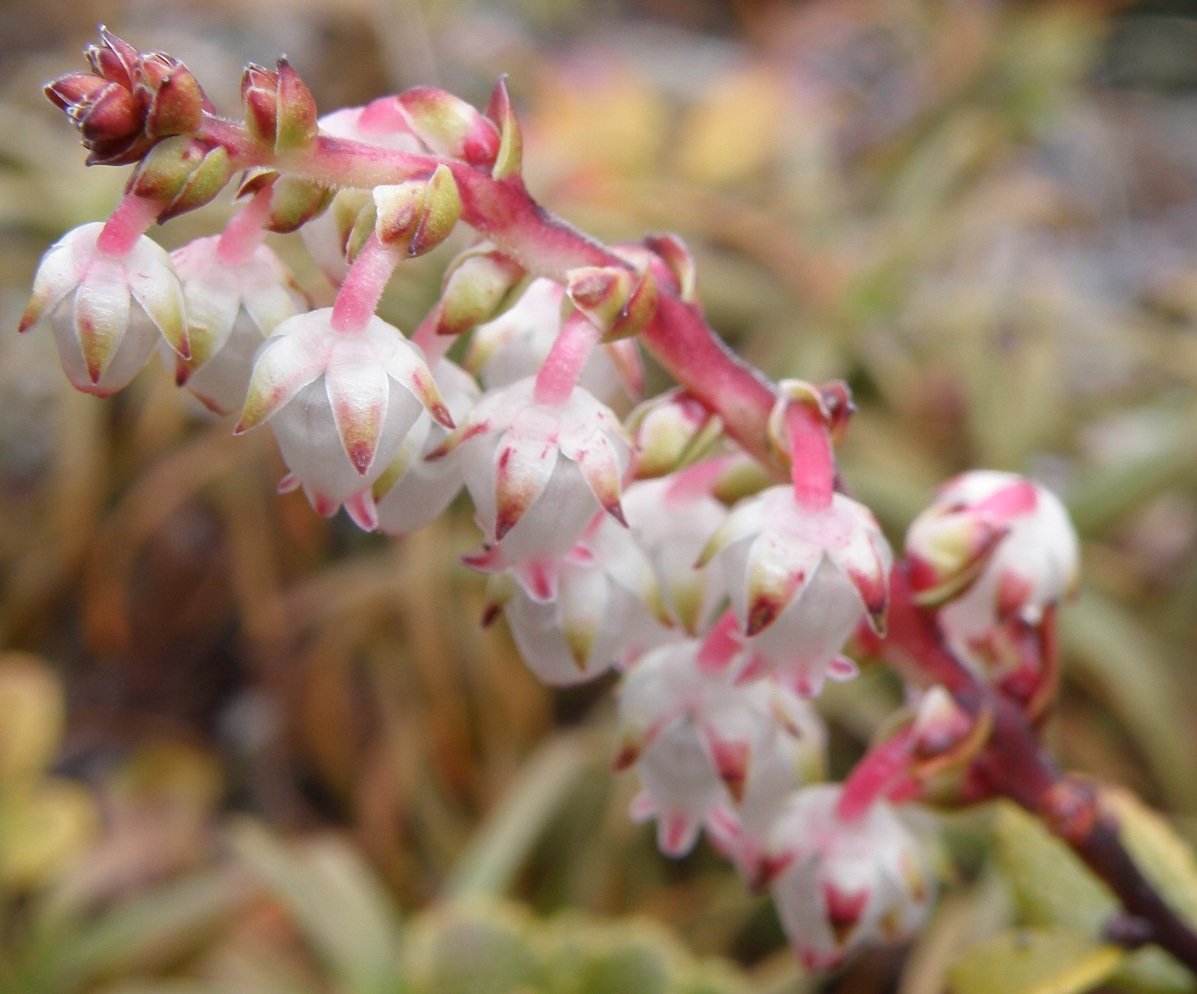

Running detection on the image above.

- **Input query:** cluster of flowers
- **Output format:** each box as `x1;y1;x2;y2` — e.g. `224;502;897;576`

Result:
23;31;1081;972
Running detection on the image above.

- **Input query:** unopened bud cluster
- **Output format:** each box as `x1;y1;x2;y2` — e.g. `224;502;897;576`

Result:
22;32;1084;972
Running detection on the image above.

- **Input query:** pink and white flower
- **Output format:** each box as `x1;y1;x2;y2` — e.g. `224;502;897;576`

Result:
234;307;452;527
20;222;187;396
616;639;825;858
702;487;892;696
496;514;670;686
373;358;479;536
431;377;631;600
905;470;1079;643
465;278;642;405
623;473;729;635
763;785;930;970
170;236;307;414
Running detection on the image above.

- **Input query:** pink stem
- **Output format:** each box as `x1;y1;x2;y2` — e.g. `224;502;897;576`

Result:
836;726;918;822
533;310;600;408
195;116;786;468
96;193;162;257
786;402;834;512
217;187;273;266
330;234;402;334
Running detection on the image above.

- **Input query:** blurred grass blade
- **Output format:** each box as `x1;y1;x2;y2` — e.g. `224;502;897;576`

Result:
1060;589;1197;812
446;731;601;900
41;866;251;990
227;820;402;994
1067;411;1197;535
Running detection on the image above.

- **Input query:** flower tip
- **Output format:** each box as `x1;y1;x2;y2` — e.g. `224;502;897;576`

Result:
344;490;378;531
348;442;374;475
611;733;643;772
745;596;781;637
605;498;628;527
428;400;455;430
494;509;518;542
17;304;39;334
479;599;503;628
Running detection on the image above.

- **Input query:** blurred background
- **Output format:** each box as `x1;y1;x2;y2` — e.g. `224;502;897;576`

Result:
3;1;1197;992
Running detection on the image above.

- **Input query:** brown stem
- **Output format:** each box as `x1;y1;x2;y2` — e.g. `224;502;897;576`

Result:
881;577;1197;973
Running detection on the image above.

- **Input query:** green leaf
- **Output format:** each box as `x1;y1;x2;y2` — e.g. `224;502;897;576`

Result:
948;928;1123;994
227;821;403;994
992;802;1197;994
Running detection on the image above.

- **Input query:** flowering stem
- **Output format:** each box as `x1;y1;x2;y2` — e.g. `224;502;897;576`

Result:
193;116;786;467
786;402;834;512
878;574;1197;972
217;187;273;266
532;310;600;408
330;234;402;334
96;193;161;257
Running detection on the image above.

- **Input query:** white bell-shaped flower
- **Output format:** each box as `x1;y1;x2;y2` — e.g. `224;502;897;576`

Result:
170;236;307;414
616;639;825;858
21;222;187;396
763;785;930;971
431;377;631;601
466;278;642;404
235;307;452;527
623;474;728;634
702;487;892;697
373;358;479;536
495;514;671;686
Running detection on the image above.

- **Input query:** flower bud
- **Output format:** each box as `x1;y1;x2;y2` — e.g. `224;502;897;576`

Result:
565;264;657;342
238;172;334;234
627;389;721;479
643;233;697;302
373;164;462;257
435;246;525;337
126;136;232;222
905;471;1078;633
394;86;500;167
84;27;139;89
45;30;210;166
241;58;318;153
135;53;205;139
